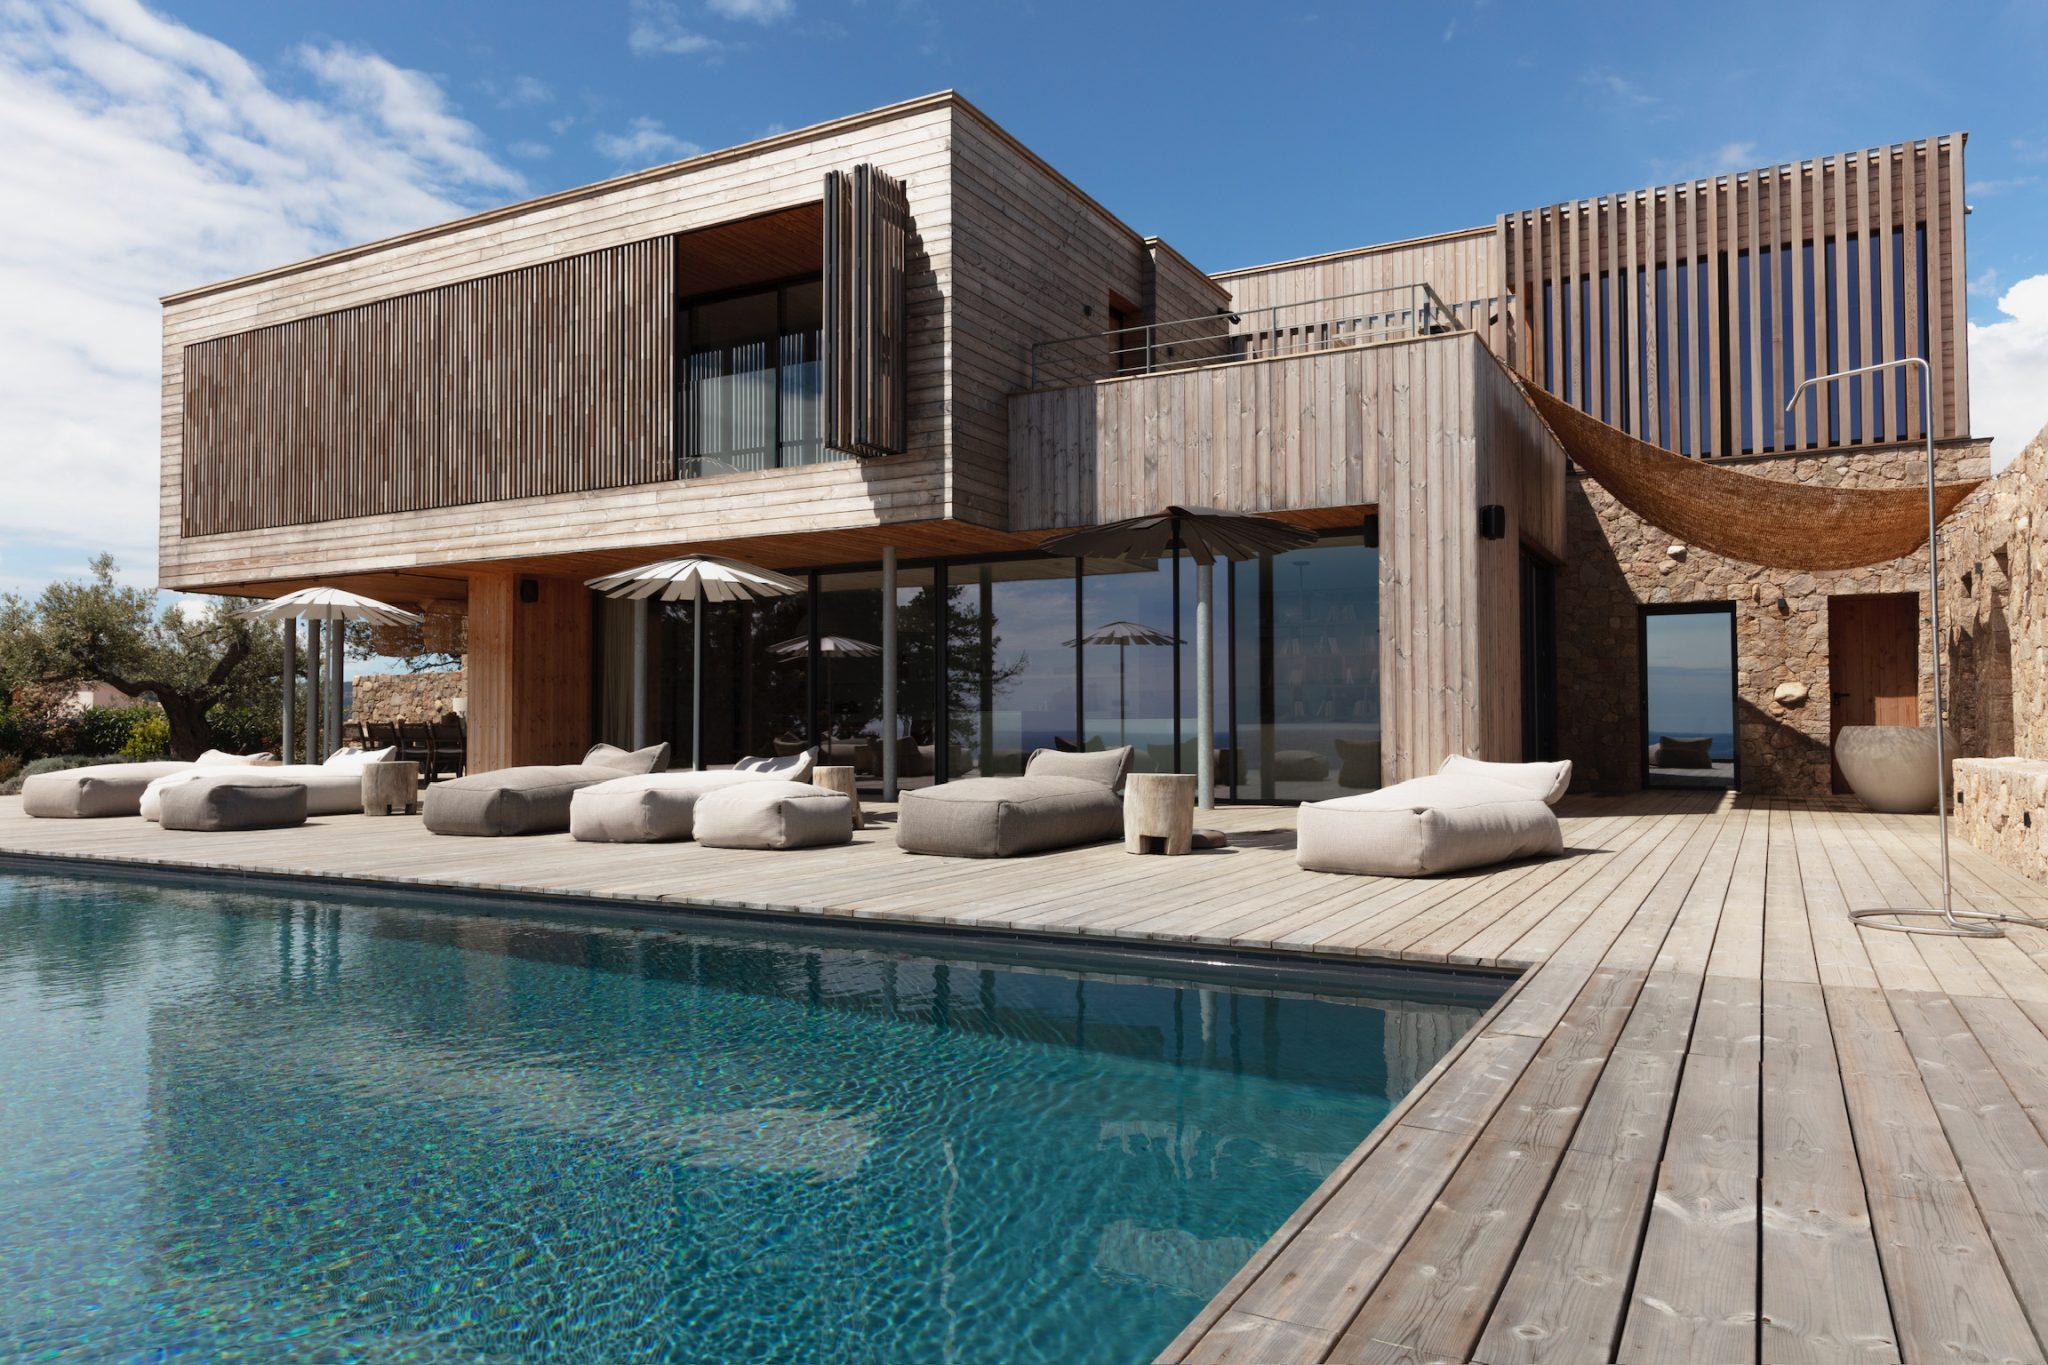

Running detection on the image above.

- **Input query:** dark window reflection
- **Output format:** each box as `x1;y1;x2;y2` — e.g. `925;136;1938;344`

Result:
947;560;1079;776
657;593;811;766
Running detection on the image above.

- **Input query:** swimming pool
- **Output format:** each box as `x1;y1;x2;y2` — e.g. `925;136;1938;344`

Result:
0;869;1501;1362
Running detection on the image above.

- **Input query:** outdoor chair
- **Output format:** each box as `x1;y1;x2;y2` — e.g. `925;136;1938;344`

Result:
396;721;434;778
896;746;1133;858
423;742;671;836
429;714;467;780
1296;757;1570;877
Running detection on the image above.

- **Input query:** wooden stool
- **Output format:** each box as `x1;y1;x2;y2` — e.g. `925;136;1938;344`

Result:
1124;772;1197;855
811;764;864;829
360;760;421;816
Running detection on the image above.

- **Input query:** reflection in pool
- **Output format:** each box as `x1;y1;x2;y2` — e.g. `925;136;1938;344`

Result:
0;871;1500;1363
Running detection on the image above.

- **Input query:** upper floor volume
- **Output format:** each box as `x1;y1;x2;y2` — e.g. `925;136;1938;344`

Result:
158;88;1970;596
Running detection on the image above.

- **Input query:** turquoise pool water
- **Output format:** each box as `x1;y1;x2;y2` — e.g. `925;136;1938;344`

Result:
0;870;1500;1363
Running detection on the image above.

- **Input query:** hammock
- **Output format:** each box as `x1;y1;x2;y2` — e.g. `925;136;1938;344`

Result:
1515;377;1981;571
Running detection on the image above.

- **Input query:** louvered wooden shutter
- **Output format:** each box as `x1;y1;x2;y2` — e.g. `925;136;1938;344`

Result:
822;164;908;457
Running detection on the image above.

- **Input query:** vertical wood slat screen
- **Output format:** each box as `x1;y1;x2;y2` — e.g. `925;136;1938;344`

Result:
181;237;676;537
1497;134;1967;457
822;163;908;457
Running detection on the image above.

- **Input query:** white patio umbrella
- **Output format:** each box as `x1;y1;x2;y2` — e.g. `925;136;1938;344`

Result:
586;555;805;769
233;588;424;763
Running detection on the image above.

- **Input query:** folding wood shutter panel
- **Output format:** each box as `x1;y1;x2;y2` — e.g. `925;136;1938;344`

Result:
822;163;908;458
181;237;676;538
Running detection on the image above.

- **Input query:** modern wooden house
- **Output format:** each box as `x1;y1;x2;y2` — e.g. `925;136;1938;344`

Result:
160;92;1982;799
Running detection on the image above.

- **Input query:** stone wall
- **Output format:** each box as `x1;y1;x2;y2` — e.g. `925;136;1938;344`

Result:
1953;758;2048;888
1557;439;1993;797
351;670;465;724
1940;424;2048;762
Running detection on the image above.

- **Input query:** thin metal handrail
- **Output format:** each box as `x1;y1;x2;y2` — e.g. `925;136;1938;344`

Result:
1026;283;1473;390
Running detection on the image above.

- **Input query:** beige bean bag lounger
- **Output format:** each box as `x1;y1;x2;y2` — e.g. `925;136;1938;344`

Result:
569;752;814;843
156;776;308;832
693;779;854;850
423;743;670;837
1296;757;1572;877
21;750;274;819
141;747;395;821
897;746;1133;859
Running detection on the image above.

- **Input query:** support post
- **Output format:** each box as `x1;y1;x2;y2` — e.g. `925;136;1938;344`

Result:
280;622;296;763
305;620;323;763
630;596;649;750
1196;561;1214;811
882;546;899;802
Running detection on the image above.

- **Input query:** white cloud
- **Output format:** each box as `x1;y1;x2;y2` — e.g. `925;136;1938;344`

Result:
707;0;794;21
1711;140;1757;172
0;0;519;580
508;138;551;160
593;116;700;168
1970;272;2048;471
628;0;725;56
482;73;553;107
1581;71;1656;107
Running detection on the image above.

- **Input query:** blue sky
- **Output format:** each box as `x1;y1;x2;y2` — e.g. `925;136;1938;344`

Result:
2;0;2045;646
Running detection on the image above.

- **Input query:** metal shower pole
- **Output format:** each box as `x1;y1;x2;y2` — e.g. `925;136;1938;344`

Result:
1785;358;2037;938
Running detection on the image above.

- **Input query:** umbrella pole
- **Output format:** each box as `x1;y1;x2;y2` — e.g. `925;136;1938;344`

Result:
280;622;296;764
1196;561;1214;810
1118;643;1127;749
883;546;898;802
692;591;706;771
307;620;322;763
327;623;343;753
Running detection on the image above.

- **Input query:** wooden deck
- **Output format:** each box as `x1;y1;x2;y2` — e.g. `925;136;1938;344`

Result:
5;790;2048;1363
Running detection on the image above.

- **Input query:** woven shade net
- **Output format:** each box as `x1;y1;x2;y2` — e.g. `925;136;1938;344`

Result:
1517;378;1981;571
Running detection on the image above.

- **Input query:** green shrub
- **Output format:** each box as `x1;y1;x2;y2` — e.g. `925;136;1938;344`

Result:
121;713;170;761
204;705;277;756
70;705;158;756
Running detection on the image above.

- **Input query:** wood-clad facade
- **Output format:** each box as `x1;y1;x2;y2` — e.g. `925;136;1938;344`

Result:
158;98;1974;783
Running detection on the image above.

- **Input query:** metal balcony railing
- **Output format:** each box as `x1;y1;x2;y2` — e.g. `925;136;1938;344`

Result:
1025;283;1475;391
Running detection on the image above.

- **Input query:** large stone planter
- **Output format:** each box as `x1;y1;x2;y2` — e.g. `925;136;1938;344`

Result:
1834;725;1954;813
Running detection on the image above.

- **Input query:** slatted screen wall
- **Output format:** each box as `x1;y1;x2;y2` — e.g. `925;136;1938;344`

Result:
822;163;909;457
181;237;676;537
1498;134;1968;456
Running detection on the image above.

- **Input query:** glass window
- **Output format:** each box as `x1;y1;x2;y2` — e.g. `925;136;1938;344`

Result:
657;591;811;768
683;278;831;479
1232;530;1380;801
1080;557;1181;774
812;567;940;794
948;560;1080;777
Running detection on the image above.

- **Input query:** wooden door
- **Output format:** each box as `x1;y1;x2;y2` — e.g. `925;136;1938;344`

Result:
1827;592;1920;792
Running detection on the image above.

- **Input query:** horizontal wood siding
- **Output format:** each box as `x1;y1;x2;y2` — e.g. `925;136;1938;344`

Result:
1215;229;1509;357
162;98;958;593
1499;134;1968;454
182;239;675;537
945;111;1157;532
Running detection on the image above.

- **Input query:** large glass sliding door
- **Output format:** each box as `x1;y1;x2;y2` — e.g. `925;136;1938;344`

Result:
1231;529;1381;802
1078;558;1180;771
813;568;941;794
947;560;1081;777
655;593;811;767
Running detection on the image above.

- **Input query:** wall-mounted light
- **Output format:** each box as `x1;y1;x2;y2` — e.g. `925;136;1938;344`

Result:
1478;505;1507;540
519;577;540;604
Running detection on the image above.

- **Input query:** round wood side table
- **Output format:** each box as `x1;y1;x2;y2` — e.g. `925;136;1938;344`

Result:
1124;771;1197;855
360;760;421;816
810;764;865;829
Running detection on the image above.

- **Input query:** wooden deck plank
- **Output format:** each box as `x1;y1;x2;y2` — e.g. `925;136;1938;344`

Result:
10;791;2048;1365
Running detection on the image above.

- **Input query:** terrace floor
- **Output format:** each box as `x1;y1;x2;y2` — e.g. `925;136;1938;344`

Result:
4;789;2048;1363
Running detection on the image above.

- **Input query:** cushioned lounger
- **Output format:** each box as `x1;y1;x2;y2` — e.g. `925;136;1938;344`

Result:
569;753;814;844
693;780;853;850
21;750;274;819
140;747;395;821
1295;758;1572;878
423;743;670;837
896;746;1133;858
156;777;308;832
